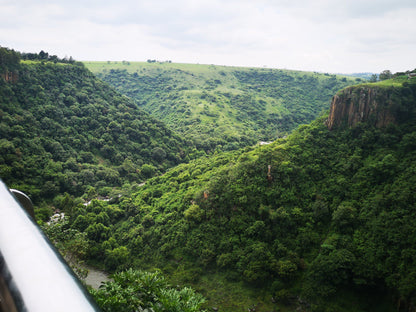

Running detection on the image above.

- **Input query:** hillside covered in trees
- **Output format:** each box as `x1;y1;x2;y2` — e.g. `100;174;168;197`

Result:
86;61;361;152
65;73;416;310
0;47;200;205
2;46;416;312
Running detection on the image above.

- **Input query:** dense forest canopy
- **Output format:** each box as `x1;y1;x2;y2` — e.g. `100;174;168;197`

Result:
0;47;200;204
64;73;416;311
2;46;416;311
85;61;361;152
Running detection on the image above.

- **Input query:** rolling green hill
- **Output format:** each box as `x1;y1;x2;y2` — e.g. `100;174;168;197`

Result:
3;45;416;311
85;61;362;152
0;48;199;204
66;73;416;311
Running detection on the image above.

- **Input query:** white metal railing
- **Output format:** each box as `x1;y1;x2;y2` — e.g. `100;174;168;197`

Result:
0;180;100;312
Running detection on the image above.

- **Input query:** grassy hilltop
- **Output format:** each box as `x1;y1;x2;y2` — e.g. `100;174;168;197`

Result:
82;62;416;311
85;61;361;152
4;47;416;311
0;50;200;204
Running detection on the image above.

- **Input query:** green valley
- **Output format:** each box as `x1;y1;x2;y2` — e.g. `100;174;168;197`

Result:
0;48;200;205
2;46;416;312
85;61;361;152
67;72;416;311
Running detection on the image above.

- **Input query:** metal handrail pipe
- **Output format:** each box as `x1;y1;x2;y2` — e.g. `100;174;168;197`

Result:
0;180;100;311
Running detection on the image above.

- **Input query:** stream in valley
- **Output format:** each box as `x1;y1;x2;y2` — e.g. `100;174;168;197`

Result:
83;265;110;289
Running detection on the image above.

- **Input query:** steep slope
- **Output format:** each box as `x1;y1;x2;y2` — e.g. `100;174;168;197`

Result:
85;61;361;152
327;76;414;129
0;48;197;203
68;74;416;311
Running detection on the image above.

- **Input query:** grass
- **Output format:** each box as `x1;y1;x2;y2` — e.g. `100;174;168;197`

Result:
84;61;354;81
21;60;71;66
84;61;361;151
358;75;410;88
85;61;243;76
169;271;278;312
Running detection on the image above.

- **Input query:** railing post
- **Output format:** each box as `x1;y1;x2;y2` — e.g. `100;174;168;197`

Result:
0;180;101;312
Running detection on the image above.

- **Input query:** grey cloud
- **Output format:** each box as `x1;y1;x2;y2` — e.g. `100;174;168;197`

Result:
261;0;416;22
0;0;415;73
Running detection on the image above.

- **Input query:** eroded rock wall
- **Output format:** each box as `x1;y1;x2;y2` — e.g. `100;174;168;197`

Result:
1;70;19;83
327;87;395;130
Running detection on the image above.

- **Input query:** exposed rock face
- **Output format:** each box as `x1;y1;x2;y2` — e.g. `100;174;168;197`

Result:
326;86;396;130
1;70;19;83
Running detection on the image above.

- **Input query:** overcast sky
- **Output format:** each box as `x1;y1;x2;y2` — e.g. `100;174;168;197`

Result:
1;0;415;73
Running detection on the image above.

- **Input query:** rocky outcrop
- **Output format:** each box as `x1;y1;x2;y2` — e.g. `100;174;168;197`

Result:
326;86;396;130
1;70;18;83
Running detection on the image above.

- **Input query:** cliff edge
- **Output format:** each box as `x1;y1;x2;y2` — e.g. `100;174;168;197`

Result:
327;78;416;130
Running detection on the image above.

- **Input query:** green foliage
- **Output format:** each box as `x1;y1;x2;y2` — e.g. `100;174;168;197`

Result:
20;50;79;65
41;215;89;279
184;204;204;222
306;248;356;297
369;74;378;82
85;61;360;152
141;164;156;178
3;48;416;311
104;246;130;271
379;69;393;81
0;47;20;72
91;269;205;312
68;77;416;310
0;54;197;204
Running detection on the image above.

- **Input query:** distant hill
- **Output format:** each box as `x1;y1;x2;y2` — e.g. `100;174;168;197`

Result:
0;48;198;203
68;74;416;311
341;72;375;80
4;46;416;311
85;61;362;152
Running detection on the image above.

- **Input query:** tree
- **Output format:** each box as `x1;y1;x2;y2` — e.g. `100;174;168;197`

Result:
369;74;378;83
0;47;20;71
85;223;110;242
184;204;204;223
39;50;49;60
41;216;89;280
306;249;356;297
104;246;130;271
152;146;167;161
141;163;156;178
379;70;392;81
91;269;205;312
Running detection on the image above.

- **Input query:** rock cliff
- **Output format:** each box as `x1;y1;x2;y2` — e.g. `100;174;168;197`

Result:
1;70;19;83
326;86;397;130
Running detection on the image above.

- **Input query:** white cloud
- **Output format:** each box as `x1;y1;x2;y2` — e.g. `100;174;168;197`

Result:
0;0;415;73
